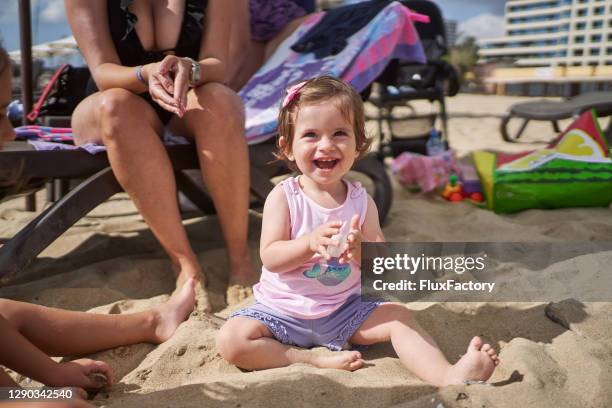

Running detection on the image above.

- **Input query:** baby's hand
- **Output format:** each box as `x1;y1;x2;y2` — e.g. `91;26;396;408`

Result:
339;214;362;265
309;220;343;260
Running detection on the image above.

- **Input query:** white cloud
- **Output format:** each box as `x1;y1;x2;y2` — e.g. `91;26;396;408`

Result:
458;13;505;41
40;0;66;24
0;0;66;24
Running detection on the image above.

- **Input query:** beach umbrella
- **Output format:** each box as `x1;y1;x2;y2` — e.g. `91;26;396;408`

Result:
9;35;79;59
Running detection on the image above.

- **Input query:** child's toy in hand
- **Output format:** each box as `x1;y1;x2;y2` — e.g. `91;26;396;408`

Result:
326;222;349;258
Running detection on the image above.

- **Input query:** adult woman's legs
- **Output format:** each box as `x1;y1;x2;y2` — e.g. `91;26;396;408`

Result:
72;89;204;295
171;83;257;294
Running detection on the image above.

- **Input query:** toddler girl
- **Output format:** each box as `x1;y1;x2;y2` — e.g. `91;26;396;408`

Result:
216;76;499;386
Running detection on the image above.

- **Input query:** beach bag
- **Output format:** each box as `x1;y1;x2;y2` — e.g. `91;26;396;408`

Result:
391;149;459;192
27;64;91;122
473;110;612;214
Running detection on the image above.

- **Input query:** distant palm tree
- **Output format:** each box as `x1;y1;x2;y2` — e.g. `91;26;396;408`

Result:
450;36;479;82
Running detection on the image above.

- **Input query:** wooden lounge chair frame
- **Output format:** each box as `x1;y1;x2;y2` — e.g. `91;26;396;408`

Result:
0;140;391;280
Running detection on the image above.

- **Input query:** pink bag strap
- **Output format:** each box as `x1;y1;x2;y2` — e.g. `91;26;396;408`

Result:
27;64;69;122
406;9;430;24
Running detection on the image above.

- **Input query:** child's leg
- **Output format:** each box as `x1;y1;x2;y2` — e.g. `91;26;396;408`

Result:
350;303;499;386
217;317;363;371
0;279;195;357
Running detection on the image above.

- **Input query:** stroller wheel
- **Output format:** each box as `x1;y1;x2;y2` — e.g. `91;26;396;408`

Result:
351;153;393;224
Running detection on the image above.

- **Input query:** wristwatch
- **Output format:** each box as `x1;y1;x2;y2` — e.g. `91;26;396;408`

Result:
185;57;201;87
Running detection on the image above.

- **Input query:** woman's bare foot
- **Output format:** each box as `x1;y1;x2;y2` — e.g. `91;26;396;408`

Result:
444;336;499;385
173;259;201;289
310;350;364;371
153;278;196;342
228;255;259;287
173;260;212;314
226;254;258;306
226;284;253;306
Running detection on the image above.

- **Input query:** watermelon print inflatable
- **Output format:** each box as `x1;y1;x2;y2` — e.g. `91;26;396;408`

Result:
473;110;612;214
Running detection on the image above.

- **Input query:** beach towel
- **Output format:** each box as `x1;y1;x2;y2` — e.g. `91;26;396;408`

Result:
19;1;425;153
241;1;426;144
473;110;612;214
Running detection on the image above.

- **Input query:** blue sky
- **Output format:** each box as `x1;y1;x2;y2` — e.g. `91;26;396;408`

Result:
0;0;507;52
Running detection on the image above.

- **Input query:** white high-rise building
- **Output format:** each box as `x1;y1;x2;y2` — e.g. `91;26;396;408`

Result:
479;0;612;67
477;0;612;94
445;19;458;48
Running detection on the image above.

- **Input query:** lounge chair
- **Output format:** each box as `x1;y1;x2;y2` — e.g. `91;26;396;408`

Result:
500;91;612;143
0;139;389;280
0;1;424;280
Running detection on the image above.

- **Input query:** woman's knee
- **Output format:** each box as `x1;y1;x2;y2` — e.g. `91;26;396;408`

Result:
98;88;141;123
95;89;159;141
191;82;245;125
0;298;22;327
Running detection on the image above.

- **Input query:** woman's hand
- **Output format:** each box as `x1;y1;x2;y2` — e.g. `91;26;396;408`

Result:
308;220;343;260
339;214;362;265
50;358;113;390
146;55;192;117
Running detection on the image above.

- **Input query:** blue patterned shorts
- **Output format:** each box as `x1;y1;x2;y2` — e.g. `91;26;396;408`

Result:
230;295;383;351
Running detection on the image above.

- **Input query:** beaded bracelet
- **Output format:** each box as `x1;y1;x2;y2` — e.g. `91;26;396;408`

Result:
136;65;146;85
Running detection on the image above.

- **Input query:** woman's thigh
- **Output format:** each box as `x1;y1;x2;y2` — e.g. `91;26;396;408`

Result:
71;89;164;145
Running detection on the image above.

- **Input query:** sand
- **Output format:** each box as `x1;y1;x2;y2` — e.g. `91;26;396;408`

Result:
1;94;611;408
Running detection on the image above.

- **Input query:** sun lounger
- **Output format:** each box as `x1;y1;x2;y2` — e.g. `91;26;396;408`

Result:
0;138;391;280
500;91;612;143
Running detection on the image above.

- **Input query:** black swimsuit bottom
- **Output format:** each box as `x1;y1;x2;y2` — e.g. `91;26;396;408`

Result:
86;0;207;125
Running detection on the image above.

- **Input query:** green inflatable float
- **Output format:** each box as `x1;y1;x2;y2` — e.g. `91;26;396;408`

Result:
474;110;612;214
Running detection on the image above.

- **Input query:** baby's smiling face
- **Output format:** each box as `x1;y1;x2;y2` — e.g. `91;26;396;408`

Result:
288;99;359;187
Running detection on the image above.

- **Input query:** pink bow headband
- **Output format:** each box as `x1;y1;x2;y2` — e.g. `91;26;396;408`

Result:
282;81;307;108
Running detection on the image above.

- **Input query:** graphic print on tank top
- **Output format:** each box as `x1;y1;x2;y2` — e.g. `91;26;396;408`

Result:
303;259;352;286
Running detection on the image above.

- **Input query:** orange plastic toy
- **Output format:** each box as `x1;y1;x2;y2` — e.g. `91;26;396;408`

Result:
442;174;484;203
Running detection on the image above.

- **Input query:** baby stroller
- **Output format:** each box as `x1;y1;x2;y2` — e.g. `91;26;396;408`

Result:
370;0;460;157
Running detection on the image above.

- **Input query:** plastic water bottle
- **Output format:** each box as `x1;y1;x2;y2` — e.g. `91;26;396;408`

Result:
426;128;445;156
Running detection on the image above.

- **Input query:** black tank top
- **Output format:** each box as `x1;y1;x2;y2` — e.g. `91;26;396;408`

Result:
108;0;207;66
85;1;208;124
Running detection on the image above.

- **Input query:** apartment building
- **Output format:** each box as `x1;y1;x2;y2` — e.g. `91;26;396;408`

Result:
478;0;612;95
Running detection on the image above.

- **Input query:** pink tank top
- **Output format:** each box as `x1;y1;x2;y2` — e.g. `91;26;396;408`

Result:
253;176;368;319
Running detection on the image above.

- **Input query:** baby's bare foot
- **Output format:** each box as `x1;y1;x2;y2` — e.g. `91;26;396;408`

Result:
311;350;364;371
445;336;499;385
154;278;196;342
